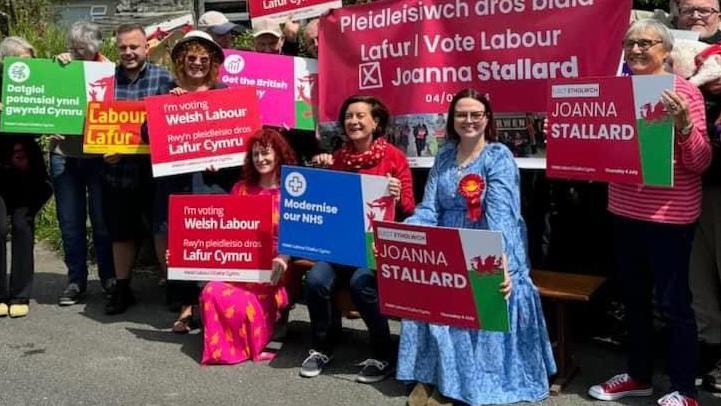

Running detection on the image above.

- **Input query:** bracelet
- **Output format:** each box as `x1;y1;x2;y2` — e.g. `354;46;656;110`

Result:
680;122;694;136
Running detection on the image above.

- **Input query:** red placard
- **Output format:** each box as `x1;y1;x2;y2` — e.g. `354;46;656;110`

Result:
145;87;261;177
248;0;342;23
374;221;508;331
546;76;641;184
168;194;274;282
318;0;630;122
546;75;675;187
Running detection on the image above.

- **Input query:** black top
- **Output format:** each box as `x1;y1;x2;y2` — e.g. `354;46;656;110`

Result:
700;30;721;186
0;135;52;213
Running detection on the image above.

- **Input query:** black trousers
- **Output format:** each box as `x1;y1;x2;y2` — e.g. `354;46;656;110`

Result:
0;197;35;303
614;215;698;397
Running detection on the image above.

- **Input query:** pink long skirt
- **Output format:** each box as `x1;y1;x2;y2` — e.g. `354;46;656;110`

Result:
200;281;289;365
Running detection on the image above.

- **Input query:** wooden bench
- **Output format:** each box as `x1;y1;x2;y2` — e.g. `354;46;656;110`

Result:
531;269;606;395
289;261;606;395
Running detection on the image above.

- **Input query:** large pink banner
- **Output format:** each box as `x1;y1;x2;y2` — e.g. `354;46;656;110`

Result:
318;0;631;122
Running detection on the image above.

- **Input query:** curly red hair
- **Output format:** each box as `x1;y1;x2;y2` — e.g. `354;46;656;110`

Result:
244;128;297;186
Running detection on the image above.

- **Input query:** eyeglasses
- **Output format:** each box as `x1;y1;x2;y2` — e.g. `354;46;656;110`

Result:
453;111;487;122
622;39;663;51
679;6;719;18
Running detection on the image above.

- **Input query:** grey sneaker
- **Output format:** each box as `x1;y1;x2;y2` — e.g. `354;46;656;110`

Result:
356;358;393;384
299;350;332;378
58;283;84;306
703;359;721;392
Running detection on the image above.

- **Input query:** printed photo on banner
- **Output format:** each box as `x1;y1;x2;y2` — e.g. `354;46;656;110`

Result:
546;75;675;187
319;0;630;120
83;101;148;154
278;166;393;268
1;57;115;134
374;220;509;332
145;86;262;177
219;50;317;130
496;113;546;159
248;0;342;26
167;194;275;282
319;110;546;169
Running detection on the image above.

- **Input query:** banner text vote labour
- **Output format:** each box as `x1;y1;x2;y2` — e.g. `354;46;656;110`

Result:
360;29;562;61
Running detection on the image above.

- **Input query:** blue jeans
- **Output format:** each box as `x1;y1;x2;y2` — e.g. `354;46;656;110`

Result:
305;262;392;361
614;216;698;397
50;154;114;290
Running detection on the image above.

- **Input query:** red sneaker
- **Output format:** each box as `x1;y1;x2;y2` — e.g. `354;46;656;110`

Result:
588;373;653;400
656;391;699;406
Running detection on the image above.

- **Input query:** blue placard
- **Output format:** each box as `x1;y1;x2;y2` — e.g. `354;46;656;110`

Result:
279;166;389;268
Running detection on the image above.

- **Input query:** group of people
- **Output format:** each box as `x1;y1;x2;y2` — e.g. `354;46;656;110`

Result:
1;0;721;405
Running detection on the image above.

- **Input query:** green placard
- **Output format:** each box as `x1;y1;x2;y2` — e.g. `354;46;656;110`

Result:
1;57;115;135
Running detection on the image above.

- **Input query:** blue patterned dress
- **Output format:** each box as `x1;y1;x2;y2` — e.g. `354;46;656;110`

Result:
396;142;556;405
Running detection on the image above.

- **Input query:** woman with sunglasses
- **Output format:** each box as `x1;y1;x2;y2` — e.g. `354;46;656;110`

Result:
145;31;240;332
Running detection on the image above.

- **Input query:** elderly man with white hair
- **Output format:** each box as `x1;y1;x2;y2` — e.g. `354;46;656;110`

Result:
673;0;721;393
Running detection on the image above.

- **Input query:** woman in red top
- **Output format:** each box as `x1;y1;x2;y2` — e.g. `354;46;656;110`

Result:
589;19;710;406
300;95;414;382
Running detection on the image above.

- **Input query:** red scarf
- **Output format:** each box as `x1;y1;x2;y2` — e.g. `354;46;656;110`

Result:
337;137;387;170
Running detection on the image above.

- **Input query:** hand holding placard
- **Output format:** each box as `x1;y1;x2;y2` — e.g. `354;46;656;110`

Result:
660;89;691;133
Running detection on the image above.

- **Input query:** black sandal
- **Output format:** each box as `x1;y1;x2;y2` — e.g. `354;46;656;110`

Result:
172;315;193;334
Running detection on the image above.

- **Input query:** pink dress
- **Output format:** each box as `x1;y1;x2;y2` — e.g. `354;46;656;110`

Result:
200;182;289;365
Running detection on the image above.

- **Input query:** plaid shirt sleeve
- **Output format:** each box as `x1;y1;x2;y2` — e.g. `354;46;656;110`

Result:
105;64;175;188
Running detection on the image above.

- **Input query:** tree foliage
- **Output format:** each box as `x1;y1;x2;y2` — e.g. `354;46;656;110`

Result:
0;0;116;59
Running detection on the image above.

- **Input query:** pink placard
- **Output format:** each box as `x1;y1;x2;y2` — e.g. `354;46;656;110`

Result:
220;50;297;129
248;0;342;24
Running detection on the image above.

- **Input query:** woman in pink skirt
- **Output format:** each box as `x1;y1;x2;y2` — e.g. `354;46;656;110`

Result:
200;128;297;365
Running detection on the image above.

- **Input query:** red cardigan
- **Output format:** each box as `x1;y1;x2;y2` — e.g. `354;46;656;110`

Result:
332;143;415;219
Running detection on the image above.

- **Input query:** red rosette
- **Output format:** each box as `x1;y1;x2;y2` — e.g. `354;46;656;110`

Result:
458;174;485;221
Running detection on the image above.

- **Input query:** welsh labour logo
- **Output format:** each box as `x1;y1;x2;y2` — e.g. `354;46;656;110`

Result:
285;171;307;197
8;62;30;83
224;54;245;75
358;62;382;90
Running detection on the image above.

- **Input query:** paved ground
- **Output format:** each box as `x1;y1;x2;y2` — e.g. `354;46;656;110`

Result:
1;243;720;406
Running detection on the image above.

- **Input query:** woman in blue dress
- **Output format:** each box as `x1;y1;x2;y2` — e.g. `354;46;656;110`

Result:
397;89;556;405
